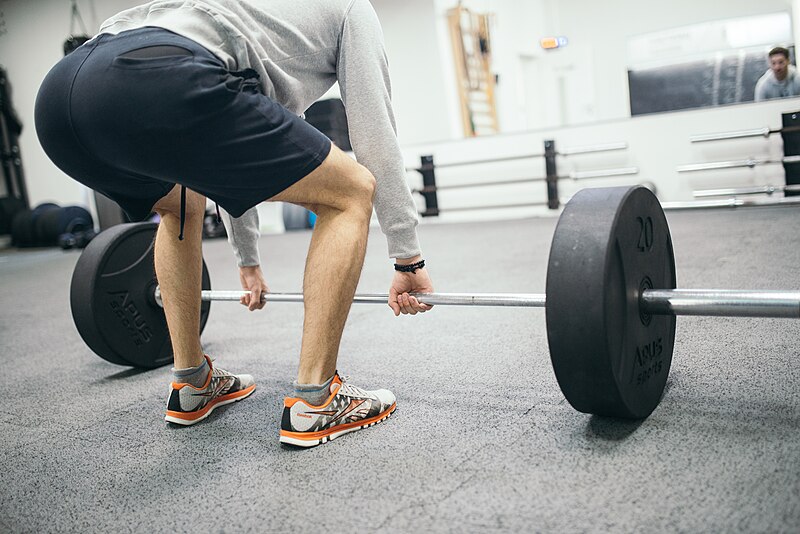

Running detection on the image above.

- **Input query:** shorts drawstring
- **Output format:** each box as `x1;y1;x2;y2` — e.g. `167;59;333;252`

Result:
178;185;186;241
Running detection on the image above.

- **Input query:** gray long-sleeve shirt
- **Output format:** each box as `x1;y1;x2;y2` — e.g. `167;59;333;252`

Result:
754;65;800;102
100;0;421;266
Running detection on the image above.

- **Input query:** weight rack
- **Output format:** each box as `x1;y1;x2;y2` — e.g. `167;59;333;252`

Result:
680;110;800;203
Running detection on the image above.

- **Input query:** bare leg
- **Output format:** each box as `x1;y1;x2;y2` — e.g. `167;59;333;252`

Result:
270;146;376;384
152;185;208;369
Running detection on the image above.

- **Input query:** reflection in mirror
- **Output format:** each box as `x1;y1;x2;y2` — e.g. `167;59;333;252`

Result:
447;5;499;137
627;13;794;115
376;0;800;142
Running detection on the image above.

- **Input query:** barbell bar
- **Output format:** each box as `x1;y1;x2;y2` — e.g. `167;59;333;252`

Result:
688;124;800;143
676;155;800;172
661;196;800;210
693;184;800;198
70;185;799;421
411;166;639;194
405;142;630;172
153;287;800;318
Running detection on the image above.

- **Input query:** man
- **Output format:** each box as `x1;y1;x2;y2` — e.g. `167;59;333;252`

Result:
754;46;800;101
35;0;434;448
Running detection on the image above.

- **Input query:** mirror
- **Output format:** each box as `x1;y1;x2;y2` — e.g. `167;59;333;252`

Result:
376;0;799;142
626;13;793;115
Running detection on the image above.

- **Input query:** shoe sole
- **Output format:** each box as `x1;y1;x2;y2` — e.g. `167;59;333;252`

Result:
165;384;256;426
279;403;396;448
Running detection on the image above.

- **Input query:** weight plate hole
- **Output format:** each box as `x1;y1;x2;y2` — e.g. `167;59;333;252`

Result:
639;276;653;326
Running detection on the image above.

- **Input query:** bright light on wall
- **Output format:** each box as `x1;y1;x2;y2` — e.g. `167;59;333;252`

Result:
540;36;568;50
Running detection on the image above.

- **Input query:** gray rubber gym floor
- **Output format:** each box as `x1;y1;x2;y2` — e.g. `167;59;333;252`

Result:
1;205;799;533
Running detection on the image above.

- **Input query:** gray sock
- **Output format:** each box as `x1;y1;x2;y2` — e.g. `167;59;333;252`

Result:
293;375;336;405
172;358;210;388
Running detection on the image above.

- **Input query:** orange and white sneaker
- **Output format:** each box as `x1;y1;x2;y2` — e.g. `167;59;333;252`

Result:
279;373;396;448
165;355;256;426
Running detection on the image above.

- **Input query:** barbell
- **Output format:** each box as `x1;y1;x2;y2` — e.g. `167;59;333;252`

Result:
69;186;800;420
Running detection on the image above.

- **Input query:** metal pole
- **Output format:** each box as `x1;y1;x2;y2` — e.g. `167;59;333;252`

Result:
419;154;439;217
544;139;559;210
559;141;628;155
662;197;800;210
677;155;800;172
419;202;549;213
689;127;771;143
641;289;800;318
692;184;800;198
431;153;544;168
195;291;548;307
413;176;547;193
155;287;800;318
569;167;639;180
688;125;800;143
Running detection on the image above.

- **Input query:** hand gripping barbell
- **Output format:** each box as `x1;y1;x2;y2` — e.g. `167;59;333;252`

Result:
70;186;800;420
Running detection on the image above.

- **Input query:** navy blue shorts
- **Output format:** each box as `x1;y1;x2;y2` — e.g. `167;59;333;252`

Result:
35;27;332;220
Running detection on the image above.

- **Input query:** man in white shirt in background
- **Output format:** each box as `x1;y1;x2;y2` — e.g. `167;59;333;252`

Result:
755;46;800;101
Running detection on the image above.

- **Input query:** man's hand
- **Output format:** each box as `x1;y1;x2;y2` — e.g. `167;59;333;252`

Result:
239;265;269;311
388;256;434;316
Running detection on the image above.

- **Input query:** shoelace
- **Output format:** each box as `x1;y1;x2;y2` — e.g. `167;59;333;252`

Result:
338;376;370;397
211;367;233;380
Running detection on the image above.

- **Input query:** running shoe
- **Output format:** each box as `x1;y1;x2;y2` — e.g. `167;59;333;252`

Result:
279;373;396;447
165;355;256;425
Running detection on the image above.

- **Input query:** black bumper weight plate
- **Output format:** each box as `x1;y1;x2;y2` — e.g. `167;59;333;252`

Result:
546;186;677;419
70;222;211;369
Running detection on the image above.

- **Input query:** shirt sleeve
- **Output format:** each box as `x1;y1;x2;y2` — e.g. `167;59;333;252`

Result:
790;69;800;97
220;207;261;267
337;0;421;259
754;81;765;101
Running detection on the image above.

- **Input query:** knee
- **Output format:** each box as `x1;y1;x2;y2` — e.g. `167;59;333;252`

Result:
350;166;376;215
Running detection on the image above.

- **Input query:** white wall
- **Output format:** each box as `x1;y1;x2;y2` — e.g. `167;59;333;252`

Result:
372;0;452;145
0;0;138;209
